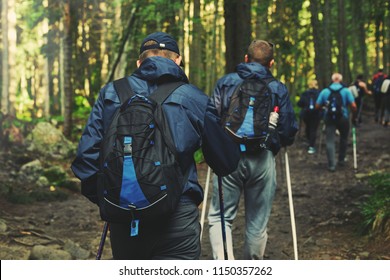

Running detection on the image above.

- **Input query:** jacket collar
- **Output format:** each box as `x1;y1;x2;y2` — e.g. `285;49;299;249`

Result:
133;56;189;84
235;62;273;80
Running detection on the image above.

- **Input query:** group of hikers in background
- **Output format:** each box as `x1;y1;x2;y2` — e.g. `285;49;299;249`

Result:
298;69;390;171
71;30;388;261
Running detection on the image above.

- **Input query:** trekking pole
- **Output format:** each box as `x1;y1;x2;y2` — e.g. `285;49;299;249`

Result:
318;121;325;155
284;148;299;260
96;222;109;260
356;98;364;124
217;175;228;260
200;166;212;240
352;126;357;170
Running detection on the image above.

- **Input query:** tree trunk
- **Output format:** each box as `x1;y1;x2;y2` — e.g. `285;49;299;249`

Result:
254;0;271;39
43;18;51;118
310;1;326;88
337;0;351;82
107;5;138;84
189;0;203;88
1;0;17;116
1;0;9;115
206;0;219;95
224;0;251;73
62;0;73;138
322;0;333;85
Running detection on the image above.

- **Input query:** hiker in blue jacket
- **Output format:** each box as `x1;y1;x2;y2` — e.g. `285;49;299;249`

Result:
297;79;321;154
71;32;239;260
315;73;357;172
207;40;298;260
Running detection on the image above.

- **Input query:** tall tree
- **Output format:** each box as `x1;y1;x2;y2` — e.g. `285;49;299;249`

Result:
62;0;74;137
310;0;332;88
1;0;9;115
189;0;203;88
337;0;351;82
350;0;369;80
254;0;272;39
224;0;251;73
1;0;17;116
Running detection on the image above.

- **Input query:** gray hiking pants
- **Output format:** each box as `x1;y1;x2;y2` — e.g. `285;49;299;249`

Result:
207;150;276;260
325;117;350;168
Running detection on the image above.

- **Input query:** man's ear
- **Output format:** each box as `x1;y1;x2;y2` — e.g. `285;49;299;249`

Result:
244;54;249;63
136;60;141;68
174;56;182;66
269;59;275;68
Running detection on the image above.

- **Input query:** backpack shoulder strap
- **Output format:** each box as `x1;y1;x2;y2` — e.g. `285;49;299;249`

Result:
113;77;135;104
262;77;278;108
147;81;186;161
150;81;186;104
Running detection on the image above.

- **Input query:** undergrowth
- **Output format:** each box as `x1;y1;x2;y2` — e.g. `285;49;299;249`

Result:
359;172;390;234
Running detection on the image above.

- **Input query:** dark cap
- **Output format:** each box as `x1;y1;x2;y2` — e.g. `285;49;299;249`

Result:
140;32;181;56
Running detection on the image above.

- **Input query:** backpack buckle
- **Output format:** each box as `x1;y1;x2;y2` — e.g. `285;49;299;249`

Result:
124;143;132;155
123;136;133;155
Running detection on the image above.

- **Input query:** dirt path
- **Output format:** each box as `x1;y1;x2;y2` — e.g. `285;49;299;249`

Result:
0;106;389;260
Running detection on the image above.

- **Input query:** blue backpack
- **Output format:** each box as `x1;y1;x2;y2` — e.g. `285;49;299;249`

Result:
221;77;277;153
97;78;186;235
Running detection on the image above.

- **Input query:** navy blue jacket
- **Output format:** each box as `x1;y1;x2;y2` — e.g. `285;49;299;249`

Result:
211;62;298;154
71;56;239;205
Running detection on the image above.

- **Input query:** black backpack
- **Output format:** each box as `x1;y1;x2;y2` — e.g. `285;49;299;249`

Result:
97;78;186;233
327;87;344;122
304;89;318;114
221;77;277;153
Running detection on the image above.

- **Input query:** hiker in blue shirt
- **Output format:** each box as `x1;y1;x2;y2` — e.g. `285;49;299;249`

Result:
315;73;357;172
207;40;298;260
71;32;239;260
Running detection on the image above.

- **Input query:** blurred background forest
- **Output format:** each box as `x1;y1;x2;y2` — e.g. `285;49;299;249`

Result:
1;0;389;140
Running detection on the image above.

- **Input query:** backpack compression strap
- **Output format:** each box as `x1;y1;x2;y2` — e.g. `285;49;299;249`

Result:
113;78;185;106
149;81;186;104
113;77;135;105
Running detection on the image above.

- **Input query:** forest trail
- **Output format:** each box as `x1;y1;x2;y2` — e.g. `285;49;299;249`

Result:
199;105;389;260
0;102;389;260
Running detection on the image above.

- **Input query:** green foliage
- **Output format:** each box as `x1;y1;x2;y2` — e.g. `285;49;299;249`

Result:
73;96;93;121
43;166;67;184
194;149;204;164
359;172;390;233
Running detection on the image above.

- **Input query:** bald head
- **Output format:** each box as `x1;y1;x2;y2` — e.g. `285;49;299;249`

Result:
331;73;343;83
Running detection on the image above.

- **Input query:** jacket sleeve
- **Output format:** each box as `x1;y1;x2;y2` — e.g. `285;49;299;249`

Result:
71;90;106;204
201;100;240;176
274;83;298;148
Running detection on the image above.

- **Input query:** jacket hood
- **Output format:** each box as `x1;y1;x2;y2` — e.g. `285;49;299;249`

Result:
235;62;272;80
133;56;189;84
329;82;344;91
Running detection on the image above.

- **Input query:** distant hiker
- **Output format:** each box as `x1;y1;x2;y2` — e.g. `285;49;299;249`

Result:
372;69;388;123
297;79;321;154
351;74;372;126
71;31;239;260
316;73;357;172
207;39;298;260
